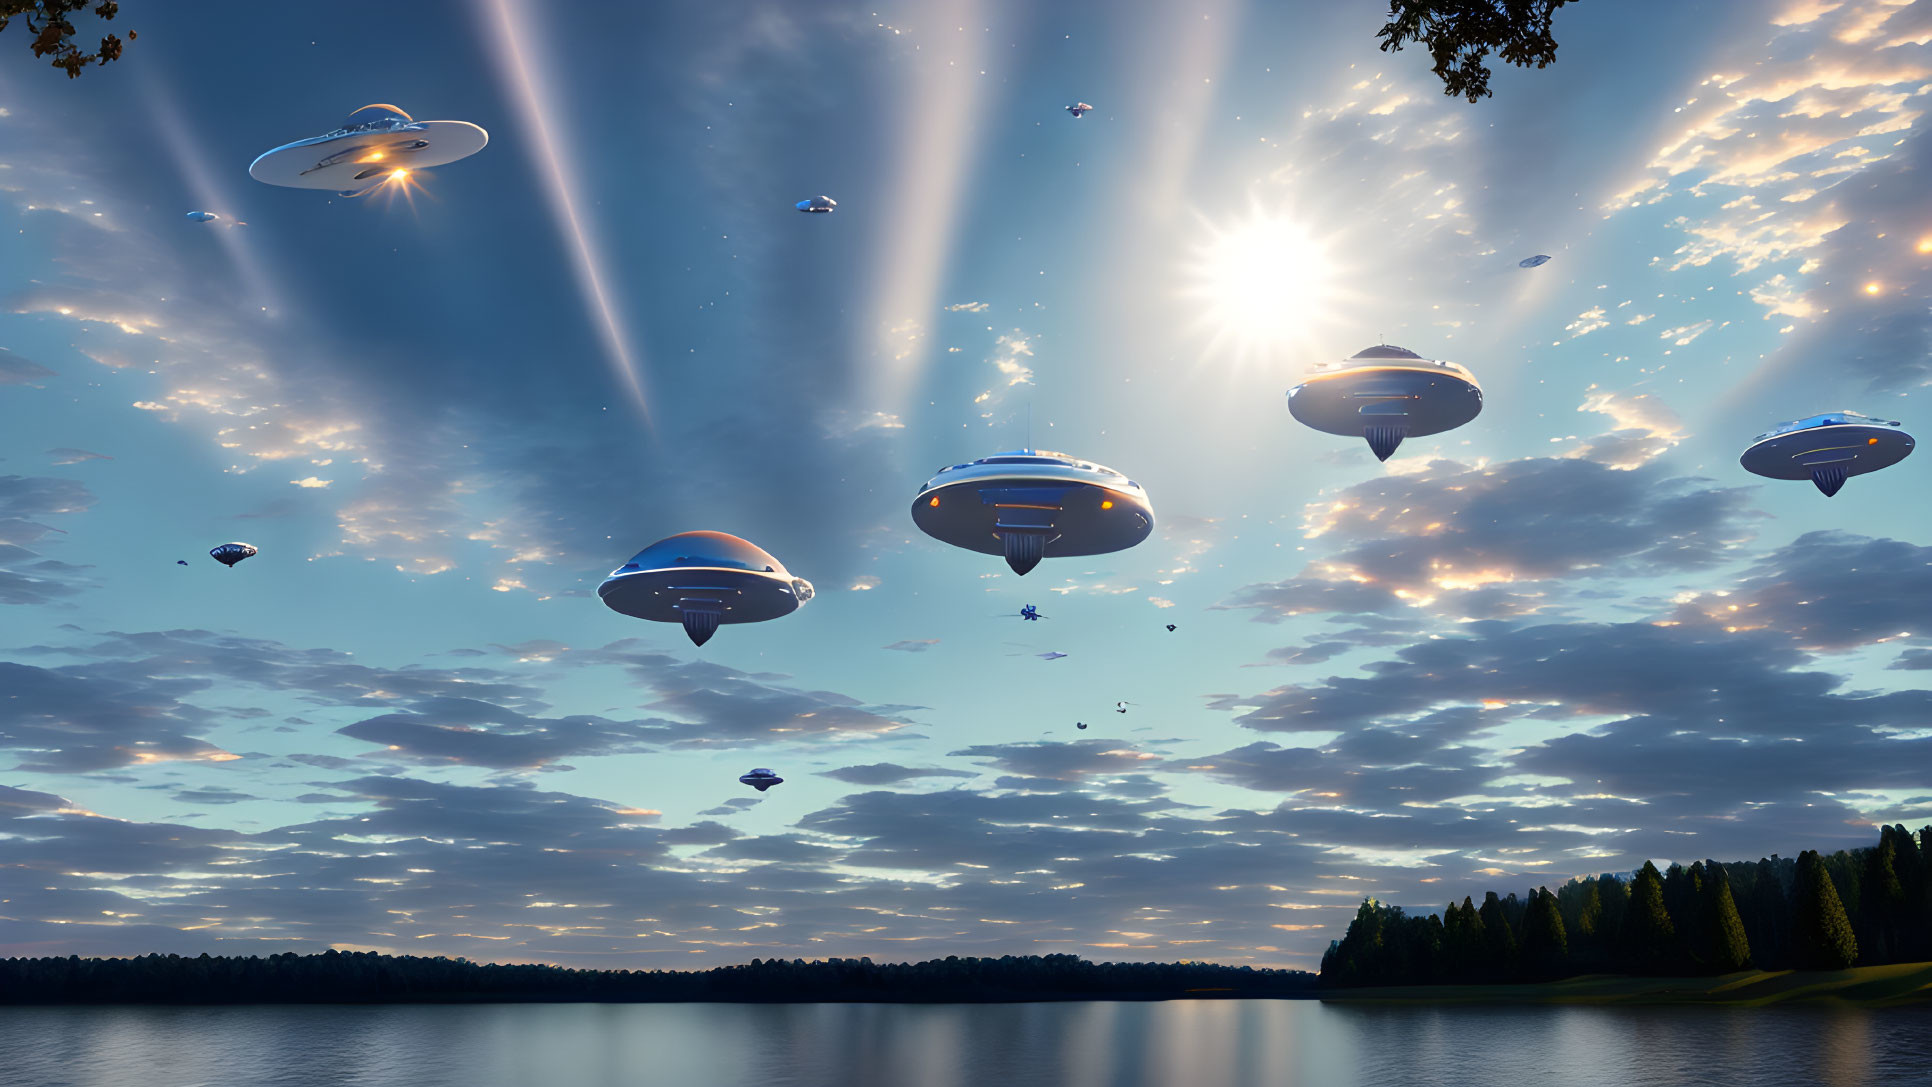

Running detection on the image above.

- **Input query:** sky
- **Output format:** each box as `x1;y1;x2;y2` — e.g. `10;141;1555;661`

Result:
1;0;1929;972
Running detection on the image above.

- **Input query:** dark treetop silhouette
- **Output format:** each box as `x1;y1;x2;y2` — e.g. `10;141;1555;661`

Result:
1321;825;1931;986
1378;0;1577;102
0;1;132;79
0;952;1317;1005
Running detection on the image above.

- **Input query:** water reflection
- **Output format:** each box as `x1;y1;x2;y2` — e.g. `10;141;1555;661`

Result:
2;1000;1929;1087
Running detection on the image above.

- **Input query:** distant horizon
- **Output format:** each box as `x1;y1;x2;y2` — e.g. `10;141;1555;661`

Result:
4;0;1931;975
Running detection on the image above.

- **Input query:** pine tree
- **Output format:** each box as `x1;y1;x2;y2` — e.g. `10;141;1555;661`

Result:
1576;880;1603;940
1860;829;1905;963
1519;888;1570;979
1701;867;1752;973
1441;896;1481;981
1477;891;1518;981
1745;857;1789;969
1791;850;1859;970
1620;861;1678;974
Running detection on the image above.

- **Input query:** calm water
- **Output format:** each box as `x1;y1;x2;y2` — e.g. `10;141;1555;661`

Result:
4;1000;1931;1087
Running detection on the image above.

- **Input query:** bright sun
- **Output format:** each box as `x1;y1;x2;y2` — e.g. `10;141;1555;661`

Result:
1185;207;1338;366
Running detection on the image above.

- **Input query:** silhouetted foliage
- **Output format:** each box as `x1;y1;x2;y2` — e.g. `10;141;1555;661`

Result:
1377;0;1575;102
0;952;1318;1006
0;1;130;78
1792;850;1859;971
1323;827;1929;987
1700;866;1752;974
1620;860;1678;974
1518;888;1568;979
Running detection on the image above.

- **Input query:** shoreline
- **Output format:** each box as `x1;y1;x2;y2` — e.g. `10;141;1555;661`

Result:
1320;962;1932;1008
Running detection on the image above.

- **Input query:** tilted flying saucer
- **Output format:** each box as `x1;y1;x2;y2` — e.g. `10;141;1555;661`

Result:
911;449;1154;576
599;531;814;646
739;768;784;792
1066;102;1094;117
209;542;257;568
1287;343;1484;461
1740;411;1914;496
248;104;489;196
796;195;837;213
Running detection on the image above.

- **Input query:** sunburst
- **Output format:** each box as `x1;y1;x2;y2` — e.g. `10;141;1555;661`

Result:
1183;201;1346;369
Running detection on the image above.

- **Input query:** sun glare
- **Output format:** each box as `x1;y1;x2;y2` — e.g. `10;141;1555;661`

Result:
1186;207;1338;366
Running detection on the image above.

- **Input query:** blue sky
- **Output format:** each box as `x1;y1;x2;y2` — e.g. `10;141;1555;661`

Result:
1;0;1929;970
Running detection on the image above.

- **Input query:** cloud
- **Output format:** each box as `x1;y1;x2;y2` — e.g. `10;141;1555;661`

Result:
1604;0;1932;391
882;639;940;652
820;763;975;786
1665;531;1932;651
44;448;111;465
1564;306;1609;338
0;348;56;386
1570;388;1687;468
944;302;989;313
947;741;1164;781
0;475;98;603
1230;455;1757;613
289;477;332;489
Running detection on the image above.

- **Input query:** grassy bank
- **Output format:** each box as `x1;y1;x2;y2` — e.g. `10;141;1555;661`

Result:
1321;961;1932;1007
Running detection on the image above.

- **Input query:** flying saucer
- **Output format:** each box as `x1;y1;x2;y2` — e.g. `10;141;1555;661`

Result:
185;211;218;223
599;531;814;646
912;449;1154;575
1067;102;1093;117
1740;411;1914;496
739;768;784;792
1519;254;1551;268
1165;624;1176;632
248;104;488;196
209;542;257;568
1287;343;1483;461
1038;651;1068;660
796;195;837;213
1076;722;1088;730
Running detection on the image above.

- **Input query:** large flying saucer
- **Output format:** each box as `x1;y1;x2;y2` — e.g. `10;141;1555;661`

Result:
248;104;489;195
599;531;814;646
1740;411;1914;496
911;449;1153;575
1287;343;1483;461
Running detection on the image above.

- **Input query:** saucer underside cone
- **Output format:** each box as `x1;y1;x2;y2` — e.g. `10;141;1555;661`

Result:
1740;424;1914;497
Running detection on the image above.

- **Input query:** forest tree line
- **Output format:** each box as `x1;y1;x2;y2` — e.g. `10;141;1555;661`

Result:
1321;825;1930;987
0;950;1317;1004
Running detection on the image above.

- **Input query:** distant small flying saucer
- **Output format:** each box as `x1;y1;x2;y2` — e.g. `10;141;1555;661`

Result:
209;542;257;568
739;768;784;792
796;195;837;213
1519;254;1551;268
1067;102;1094;118
185;211;219;223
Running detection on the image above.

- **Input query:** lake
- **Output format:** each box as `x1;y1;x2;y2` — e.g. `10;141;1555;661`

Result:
4;999;1931;1087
